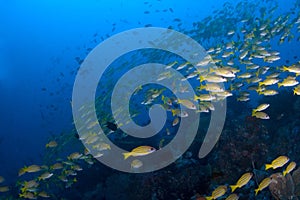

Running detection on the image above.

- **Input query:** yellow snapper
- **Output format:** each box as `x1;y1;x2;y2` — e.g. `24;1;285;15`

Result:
225;194;239;200
259;89;278;96
177;99;197;110
206;185;227;200
230;172;253;192
210;68;236;78
123;146;156;160
38;172;53;181
19;192;36;199
51;162;64;170
19;165;41;176
255;177;272;195
258;78;279;86
45;140;57;148
194;94;216;101
38;191;50;198
252;111;270;119
68;152;83;160
198;83;224;92
252;104;270;113
199;75;227;83
282;65;300;74
278;76;299;87
283;161;296;176
265;156;289;170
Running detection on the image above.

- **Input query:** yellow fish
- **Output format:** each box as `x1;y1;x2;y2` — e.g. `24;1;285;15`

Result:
210;68;236;78
252;104;270;113
19;192;36;199
194;94;216;101
198;83;224;92
230;172;253;192
259;89;278;96
46;140;57;148
68;152;83;160
255;177;272;195
123;146;156;160
19;165;41;176
38;172;53;181
225;193;239;200
38;191;50;198
258;78;279;86
252;111;269;119
282;65;300;74
283;161;296;176
0;186;9;192
278;76;299;87
199;75;227;83
265;156;289;170
206;185;227;200
177;99;197;110
51;162;63;170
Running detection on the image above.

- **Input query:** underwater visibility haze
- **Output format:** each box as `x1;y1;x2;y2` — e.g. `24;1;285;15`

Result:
1;0;300;199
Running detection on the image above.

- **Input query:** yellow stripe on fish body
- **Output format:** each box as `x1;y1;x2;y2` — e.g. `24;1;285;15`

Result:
252;111;269;119
206;185;227;200
282;65;300;73
283;161;296;176
123;146;156;160
294;85;300;95
258;78;279;86
177;99;197;110
225;194;239;200
265;156;289;170
255;177;272;195
230;172;253;192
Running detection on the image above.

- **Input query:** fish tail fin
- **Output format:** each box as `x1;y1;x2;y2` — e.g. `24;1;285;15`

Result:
194;95;199;101
282;66;288;71
205;196;213;200
230;185;238;192
255;188;260;195
265;164;272;170
199;76;205;82
123;152;131;160
21;187;27;193
171;109;177;116
252;110;256;116
278;83;282;88
283;170;287;176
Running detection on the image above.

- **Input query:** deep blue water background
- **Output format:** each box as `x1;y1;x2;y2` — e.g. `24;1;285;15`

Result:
0;0;298;185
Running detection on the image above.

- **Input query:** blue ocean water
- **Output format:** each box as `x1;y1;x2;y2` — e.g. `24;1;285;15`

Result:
1;0;300;199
